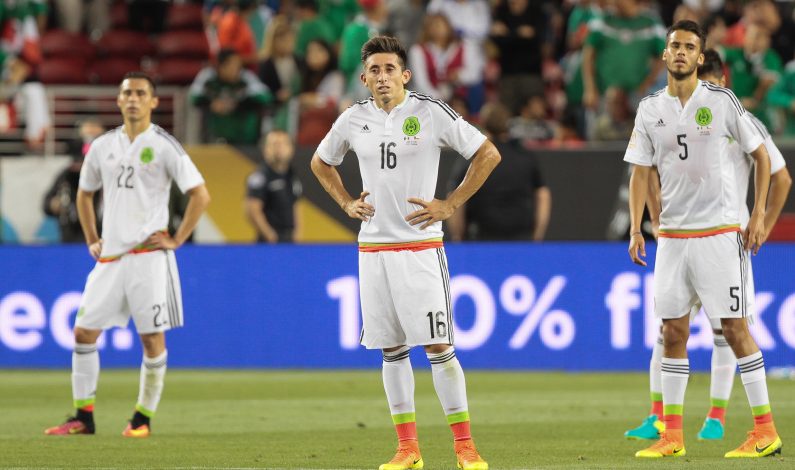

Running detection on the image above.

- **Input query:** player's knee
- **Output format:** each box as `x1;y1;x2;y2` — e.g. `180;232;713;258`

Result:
720;320;747;344
139;333;166;356
74;327;101;345
423;344;451;354
662;323;688;346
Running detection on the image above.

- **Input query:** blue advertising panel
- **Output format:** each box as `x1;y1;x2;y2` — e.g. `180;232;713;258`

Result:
1;243;794;369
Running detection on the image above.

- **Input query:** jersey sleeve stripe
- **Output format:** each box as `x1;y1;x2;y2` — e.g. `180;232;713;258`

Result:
639;89;665;103
154;127;188;155
747;113;770;139
703;82;744;115
412;91;459;118
410;92;458;121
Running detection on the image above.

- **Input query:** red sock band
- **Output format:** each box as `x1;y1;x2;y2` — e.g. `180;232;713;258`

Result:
451;421;471;441
396;422;417;441
754;412;773;426
707;406;726;423
664;414;683;430
80;405;94;412
651;401;663;420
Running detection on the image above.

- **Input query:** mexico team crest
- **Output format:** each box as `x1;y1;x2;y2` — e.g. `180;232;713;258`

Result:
140;147;154;164
402;116;420;136
695;107;713;126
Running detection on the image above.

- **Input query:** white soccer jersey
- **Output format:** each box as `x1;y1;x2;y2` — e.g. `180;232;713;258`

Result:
624;80;764;236
79;124;205;257
732;114;787;228
316;91;486;244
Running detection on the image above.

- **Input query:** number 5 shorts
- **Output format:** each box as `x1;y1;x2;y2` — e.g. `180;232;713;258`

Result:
358;247;454;349
655;231;750;321
76;250;184;334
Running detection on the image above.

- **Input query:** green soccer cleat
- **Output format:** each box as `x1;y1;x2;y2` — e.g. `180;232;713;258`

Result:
624;415;664;440
697;417;724;440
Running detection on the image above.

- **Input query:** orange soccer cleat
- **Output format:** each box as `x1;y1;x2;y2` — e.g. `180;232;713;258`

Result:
454;439;488;470
379;441;423;470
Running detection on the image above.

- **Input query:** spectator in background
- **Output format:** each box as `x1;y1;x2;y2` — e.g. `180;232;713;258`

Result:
723;22;783;126
189;48;272;144
582;0;666;113
320;0;361;41
296;39;344;145
385;0;424;48
408;14;480;102
217;0;259;66
447;102;550;241
703;13;728;51
592;87;633;141
339;0;387;103
508;95;557;143
767;54;795;136
245;130;302;242
294;0;336;58
259;16;301;129
490;0;546;115
43;118;104;243
52;0;109;38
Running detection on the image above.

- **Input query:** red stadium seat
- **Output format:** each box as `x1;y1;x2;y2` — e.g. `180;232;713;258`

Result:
167;3;205;30
40;30;95;60
96;30;156;60
151;59;207;85
767;213;795;241
157;31;210;59
88;58;141;85
296;105;337;146
38;58;89;84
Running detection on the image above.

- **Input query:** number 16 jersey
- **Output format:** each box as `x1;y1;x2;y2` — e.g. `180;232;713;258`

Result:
624;80;764;237
316;91;486;245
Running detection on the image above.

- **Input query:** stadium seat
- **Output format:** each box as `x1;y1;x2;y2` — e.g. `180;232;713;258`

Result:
157;31;210;59
96;30;156;60
151;59;207;85
767;213;795;241
88;58;141;85
167;3;205;30
38;58;89;84
40;30;95;61
296;106;337;146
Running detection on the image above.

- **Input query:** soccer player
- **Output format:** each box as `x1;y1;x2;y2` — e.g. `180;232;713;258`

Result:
44;72;211;437
311;36;500;470
625;21;783;458
624;49;792;442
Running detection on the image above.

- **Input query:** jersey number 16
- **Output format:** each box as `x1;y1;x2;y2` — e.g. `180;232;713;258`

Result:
380;142;397;169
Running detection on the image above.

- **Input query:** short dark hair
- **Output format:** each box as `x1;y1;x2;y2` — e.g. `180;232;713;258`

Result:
217;48;240;66
122;71;156;94
361;36;407;69
698;49;724;79
667;20;706;52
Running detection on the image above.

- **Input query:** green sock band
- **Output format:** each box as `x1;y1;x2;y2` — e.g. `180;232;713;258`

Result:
650;392;663;402
391;412;416;425
74;398;95;409
711;398;729;408
135;404;156;418
663;404;683;416
446;411;470;425
752;404;771;416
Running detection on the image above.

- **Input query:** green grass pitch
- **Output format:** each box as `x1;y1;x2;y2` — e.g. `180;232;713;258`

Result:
0;370;791;469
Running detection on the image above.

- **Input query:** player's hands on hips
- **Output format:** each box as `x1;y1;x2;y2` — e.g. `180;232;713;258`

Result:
406;198;454;230
628;233;647;266
744;211;766;255
147;231;180;250
88;239;102;260
344;191;375;221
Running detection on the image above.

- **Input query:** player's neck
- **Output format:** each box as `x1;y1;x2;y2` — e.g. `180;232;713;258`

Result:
375;89;406;114
666;74;699;107
123;119;151;142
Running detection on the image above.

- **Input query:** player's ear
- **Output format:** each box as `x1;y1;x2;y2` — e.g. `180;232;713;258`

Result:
697;52;704;66
151;96;160;110
360;72;367;86
661;49;668;61
402;68;411;85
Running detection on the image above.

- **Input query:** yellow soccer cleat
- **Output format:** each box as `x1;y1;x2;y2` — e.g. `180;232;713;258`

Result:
379;442;423;470
725;426;782;458
455;439;488;470
635;431;686;458
122;423;150;438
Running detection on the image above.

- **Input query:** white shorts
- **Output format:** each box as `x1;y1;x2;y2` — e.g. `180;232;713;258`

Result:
76;250;184;334
689;258;756;330
655;231;749;321
358;247;453;349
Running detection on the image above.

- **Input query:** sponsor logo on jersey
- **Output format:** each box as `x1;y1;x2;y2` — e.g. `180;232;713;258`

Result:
140;147;154;164
654;119;665;127
402;116;420;136
361;124;371;133
695;107;713;126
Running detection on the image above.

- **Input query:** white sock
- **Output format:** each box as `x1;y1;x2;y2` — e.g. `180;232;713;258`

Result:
382;346;415;417
710;334;736;403
738;351;770;410
427;347;468;420
650;334;663;404
136;350;167;417
72;342;99;410
661;357;689;428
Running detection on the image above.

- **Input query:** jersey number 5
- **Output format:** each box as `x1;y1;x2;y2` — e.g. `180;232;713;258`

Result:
677;134;688;160
380;142;397;169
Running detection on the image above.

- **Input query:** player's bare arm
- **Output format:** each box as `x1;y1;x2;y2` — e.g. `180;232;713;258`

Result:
147;184;211;250
76;188;102;260
746;144;771;254
311;153;375;221
628;164;650;266
646;166;662;240
764;168;792;242
406;140;501;230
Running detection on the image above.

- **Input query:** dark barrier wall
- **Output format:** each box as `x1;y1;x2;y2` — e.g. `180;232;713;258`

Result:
287;144;795;240
2;244;794;369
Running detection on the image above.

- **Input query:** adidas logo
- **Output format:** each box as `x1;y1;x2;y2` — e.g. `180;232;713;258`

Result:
361;124;371;133
654;119;665;127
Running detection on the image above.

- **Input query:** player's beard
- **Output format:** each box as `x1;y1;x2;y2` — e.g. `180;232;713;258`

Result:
668;61;697;81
